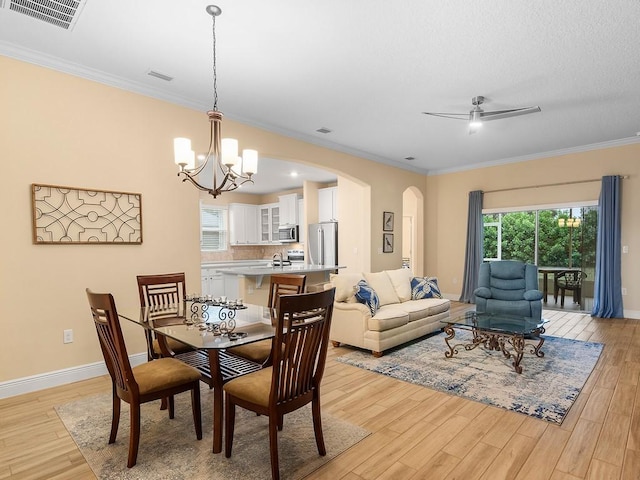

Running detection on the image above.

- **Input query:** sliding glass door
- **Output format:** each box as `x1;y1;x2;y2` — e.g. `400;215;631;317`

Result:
483;205;597;310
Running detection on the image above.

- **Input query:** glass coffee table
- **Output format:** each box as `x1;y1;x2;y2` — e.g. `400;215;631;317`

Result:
441;311;549;374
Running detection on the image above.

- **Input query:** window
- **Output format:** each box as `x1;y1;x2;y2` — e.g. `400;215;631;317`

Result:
482;204;597;270
200;204;227;251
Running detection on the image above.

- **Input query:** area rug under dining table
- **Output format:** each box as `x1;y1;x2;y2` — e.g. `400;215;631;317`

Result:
55;384;369;480
337;328;603;424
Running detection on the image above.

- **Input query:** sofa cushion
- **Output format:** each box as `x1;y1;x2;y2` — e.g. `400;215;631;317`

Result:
411;276;442;299
330;273;364;302
364;271;400;306
397;298;450;321
367;305;409;332
354;280;380;316
385;268;413;302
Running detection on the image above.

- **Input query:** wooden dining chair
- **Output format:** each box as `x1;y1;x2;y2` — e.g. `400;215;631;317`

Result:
223;288;336;480
86;289;202;468
229;273;307;366
136;273;193;361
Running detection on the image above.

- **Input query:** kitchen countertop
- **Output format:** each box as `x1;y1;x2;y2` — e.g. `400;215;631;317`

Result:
214;264;345;276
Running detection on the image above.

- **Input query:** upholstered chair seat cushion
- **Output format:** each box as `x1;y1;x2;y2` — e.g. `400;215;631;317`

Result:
229;339;272;364
152;337;193;356
223;366;273;408
132;358;201;395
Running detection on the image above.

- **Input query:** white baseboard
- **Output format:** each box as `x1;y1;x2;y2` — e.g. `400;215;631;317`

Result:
0;352;147;400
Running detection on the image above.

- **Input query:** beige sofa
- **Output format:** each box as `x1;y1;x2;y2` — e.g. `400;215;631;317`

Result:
328;269;450;357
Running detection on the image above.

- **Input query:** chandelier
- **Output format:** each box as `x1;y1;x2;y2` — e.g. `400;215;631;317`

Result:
558;217;581;228
173;5;258;198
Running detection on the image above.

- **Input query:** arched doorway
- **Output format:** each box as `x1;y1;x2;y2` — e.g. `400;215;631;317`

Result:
403;186;424;276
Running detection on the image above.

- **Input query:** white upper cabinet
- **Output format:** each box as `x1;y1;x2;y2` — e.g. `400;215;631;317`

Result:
318;187;338;222
278;193;300;226
259;203;280;243
228;203;258;245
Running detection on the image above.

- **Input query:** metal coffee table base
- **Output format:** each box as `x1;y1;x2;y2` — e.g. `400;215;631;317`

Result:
443;326;546;374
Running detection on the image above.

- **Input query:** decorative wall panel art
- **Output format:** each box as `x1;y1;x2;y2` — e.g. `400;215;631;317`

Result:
31;184;142;244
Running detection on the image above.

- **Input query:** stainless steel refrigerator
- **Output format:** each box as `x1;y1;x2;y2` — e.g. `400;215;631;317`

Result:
308;222;338;266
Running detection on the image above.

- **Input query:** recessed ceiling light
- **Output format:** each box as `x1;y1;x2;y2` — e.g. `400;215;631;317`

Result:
290;171;299;177
316;127;332;134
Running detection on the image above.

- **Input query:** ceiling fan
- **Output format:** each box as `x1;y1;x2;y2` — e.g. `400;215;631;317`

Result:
422;96;541;134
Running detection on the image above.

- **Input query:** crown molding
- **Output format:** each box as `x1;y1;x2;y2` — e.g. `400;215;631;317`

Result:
427;136;640;176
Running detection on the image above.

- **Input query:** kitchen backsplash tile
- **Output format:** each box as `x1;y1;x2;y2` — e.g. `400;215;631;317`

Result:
201;243;303;263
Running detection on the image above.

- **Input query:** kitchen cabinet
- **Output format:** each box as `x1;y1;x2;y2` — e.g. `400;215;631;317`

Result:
228;203;259;245
201;268;224;297
278;193;300;226
259;203;280;243
318;187;338;222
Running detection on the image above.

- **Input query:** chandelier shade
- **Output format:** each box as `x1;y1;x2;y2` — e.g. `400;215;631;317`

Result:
173;5;258;198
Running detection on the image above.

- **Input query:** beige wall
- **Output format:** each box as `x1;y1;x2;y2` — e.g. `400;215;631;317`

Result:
3;54;638;386
426;144;640;317
0;56;425;383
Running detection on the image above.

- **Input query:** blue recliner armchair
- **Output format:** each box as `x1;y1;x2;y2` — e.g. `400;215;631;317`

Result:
474;260;543;320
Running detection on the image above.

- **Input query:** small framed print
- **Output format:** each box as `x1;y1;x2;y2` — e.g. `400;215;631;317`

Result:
383;233;394;253
383;211;394;231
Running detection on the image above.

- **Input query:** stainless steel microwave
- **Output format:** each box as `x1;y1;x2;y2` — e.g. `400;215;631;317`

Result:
278;225;299;243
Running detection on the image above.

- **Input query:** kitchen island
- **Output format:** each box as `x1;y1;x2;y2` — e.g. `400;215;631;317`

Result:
211;263;345;307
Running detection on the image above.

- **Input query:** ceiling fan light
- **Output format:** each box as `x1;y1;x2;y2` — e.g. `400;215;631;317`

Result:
469;109;483;128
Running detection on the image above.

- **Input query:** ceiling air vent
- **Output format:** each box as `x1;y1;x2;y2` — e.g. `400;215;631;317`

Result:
9;0;86;30
147;70;174;82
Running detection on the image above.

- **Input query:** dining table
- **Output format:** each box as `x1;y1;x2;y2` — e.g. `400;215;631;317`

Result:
118;301;275;453
538;266;582;304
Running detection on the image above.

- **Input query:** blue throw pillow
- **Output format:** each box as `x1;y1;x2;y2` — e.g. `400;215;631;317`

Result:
411;276;442;300
354;280;380;316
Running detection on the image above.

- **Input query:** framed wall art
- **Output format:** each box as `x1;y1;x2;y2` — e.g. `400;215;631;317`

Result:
383;211;394;231
31;183;143;244
383;233;394;253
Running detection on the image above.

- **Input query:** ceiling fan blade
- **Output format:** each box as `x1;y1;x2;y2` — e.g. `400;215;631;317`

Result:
421;112;469;121
479;106;541;122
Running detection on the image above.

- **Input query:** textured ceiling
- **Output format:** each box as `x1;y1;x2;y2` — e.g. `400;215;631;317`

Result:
1;0;639;192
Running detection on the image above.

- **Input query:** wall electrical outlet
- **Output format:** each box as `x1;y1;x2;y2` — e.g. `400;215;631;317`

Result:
621;287;627;296
63;329;73;344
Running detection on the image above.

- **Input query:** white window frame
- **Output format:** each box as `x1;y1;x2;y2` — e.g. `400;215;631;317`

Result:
200;203;228;252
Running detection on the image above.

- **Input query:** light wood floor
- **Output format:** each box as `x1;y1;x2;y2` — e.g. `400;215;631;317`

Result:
1;302;639;480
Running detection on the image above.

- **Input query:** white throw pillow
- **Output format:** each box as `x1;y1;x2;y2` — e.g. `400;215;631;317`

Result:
330;273;364;302
385;268;413;302
363;271;400;306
